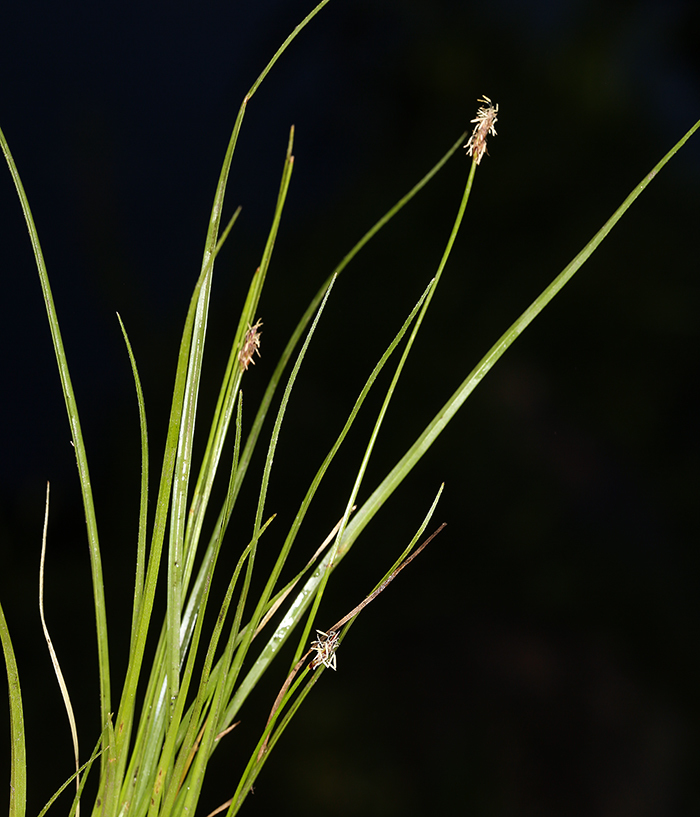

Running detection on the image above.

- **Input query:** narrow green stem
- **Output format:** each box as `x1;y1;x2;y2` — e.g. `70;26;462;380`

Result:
305;155;478;638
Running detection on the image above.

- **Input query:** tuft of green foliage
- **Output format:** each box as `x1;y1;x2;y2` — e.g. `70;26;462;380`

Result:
1;2;698;815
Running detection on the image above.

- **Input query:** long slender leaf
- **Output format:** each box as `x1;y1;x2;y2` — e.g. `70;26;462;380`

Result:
1;123;111;768
0;600;26;817
116;314;150;654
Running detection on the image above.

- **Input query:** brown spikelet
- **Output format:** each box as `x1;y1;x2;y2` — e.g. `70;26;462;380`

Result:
464;95;498;165
238;319;263;372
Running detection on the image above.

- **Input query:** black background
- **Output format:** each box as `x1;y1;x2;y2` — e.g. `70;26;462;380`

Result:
1;1;699;815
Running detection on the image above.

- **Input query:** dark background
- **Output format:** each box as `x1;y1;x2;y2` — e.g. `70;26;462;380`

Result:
1;1;699;815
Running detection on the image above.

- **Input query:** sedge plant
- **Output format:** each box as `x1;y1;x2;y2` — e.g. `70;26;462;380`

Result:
2;2;699;815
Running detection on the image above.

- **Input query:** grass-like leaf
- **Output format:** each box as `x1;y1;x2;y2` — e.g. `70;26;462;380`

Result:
1;122;111;773
36;731;107;817
0;599;26;817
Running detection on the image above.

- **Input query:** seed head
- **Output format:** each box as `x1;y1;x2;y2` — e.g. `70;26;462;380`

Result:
239;319;263;372
464;95;498;165
310;629;339;671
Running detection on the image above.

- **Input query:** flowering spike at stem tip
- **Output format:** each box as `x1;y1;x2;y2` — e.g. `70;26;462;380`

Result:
464;95;498;165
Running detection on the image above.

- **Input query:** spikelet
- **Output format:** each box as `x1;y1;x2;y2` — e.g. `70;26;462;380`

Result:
464;96;498;165
238;319;263;371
